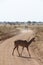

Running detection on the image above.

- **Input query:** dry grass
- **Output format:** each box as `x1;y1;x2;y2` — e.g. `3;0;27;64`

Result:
0;24;20;40
28;25;43;64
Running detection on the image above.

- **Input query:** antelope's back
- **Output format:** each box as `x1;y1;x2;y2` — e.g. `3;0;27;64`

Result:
14;40;27;45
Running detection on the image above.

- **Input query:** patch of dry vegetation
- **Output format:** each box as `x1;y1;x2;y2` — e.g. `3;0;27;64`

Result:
28;25;43;64
0;24;20;40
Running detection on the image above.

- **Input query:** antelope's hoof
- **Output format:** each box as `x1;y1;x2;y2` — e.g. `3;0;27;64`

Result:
12;53;14;56
29;55;31;58
19;54;21;57
29;56;31;58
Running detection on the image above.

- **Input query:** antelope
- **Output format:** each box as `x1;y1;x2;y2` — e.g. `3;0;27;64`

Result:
12;37;35;57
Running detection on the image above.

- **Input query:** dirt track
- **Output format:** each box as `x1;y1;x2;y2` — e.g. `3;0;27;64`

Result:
0;30;41;65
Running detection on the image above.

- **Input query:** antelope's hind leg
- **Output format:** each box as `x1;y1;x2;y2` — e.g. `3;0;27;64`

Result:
12;46;16;56
17;46;20;56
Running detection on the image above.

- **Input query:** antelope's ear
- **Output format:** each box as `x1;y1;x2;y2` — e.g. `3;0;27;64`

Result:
35;35;38;41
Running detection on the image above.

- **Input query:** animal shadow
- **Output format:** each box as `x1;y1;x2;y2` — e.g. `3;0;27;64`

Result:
17;55;31;59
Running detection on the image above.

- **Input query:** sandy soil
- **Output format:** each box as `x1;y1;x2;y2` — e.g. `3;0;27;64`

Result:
0;30;41;65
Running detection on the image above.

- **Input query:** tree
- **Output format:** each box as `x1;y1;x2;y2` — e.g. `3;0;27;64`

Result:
27;21;31;25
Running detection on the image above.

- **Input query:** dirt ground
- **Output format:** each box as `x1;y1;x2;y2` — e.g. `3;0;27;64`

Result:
0;29;42;65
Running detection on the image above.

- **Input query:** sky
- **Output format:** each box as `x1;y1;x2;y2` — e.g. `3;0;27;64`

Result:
0;0;43;22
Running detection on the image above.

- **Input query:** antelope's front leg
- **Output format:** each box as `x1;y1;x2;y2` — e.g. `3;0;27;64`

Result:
12;46;16;56
27;47;31;57
20;47;24;56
